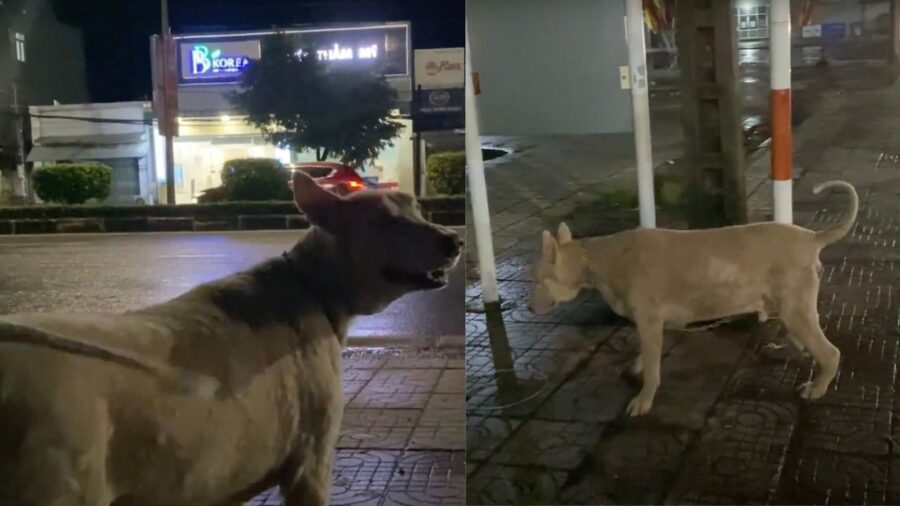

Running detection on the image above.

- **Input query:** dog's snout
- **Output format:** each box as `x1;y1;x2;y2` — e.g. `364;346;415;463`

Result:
441;233;463;257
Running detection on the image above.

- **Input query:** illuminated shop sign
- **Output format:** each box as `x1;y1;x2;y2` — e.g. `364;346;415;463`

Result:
177;24;409;84
179;40;261;82
307;43;379;62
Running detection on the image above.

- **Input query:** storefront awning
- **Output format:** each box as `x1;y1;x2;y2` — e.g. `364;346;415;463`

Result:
27;133;148;162
27;143;148;162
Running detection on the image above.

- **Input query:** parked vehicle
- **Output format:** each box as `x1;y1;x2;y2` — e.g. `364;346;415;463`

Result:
287;162;371;196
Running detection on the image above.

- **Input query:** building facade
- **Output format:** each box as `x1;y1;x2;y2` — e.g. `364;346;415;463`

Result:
467;0;632;135
153;23;416;203
27;102;158;204
0;0;89;202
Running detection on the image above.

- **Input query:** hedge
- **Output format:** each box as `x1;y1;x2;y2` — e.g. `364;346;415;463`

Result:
427;151;465;196
32;163;112;204
0;196;464;233
221;158;292;201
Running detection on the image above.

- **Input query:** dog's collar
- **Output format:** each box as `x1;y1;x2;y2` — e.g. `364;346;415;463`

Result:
280;251;345;341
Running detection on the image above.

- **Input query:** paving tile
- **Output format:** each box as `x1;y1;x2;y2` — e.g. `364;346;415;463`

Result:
361;369;442;395
466;465;568;506
330;450;401;505
573;423;690;505
668;399;799;504
384;451;465;505
533;346;634;423
797;404;891;456
774;451;888;505
466;346;593;417
466;416;522;462
435;369;465;394
490;419;604;471
338;408;420;450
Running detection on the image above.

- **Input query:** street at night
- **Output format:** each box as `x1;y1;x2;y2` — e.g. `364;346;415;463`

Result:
0;228;465;343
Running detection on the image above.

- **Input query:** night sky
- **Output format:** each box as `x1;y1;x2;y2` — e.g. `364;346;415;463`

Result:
48;0;465;103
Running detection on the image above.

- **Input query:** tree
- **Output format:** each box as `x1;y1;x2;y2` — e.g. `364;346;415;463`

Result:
229;33;403;167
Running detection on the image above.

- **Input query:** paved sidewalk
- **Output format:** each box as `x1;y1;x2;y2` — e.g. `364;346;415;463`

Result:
466;67;900;504
251;346;464;506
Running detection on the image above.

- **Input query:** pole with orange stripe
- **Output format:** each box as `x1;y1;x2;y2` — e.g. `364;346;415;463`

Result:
770;0;792;223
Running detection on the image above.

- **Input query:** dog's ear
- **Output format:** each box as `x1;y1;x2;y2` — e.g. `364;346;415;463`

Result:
557;222;572;244
292;171;342;231
542;230;558;262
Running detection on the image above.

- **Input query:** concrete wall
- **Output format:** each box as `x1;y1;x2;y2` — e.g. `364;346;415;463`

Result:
467;0;633;135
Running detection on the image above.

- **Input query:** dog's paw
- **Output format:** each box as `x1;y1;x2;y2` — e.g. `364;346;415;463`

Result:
797;381;827;400
626;394;654;417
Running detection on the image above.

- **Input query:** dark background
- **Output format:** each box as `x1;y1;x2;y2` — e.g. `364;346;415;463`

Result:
47;0;465;103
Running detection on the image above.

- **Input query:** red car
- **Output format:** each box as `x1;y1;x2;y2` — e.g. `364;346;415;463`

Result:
288;162;370;196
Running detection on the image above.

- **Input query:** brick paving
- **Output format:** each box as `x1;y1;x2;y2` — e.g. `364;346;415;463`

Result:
466;65;900;504
250;347;464;506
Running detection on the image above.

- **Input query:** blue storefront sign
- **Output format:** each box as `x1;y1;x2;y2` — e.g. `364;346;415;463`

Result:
179;39;261;82
414;88;463;132
821;22;847;41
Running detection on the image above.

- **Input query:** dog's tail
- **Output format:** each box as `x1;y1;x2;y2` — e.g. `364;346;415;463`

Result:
0;321;220;399
813;180;859;246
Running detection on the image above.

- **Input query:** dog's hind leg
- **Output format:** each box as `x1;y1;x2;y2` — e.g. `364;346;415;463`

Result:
627;314;664;416
780;287;840;399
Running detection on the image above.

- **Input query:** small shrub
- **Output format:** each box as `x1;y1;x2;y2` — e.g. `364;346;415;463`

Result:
32;163;112;204
221;158;292;201
197;186;228;203
427;151;465;195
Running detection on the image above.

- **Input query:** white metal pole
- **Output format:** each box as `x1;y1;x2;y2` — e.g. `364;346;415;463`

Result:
465;22;499;304
625;0;657;228
770;0;792;224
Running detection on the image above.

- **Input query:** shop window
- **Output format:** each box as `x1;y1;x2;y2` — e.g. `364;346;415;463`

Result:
735;5;769;41
14;32;25;63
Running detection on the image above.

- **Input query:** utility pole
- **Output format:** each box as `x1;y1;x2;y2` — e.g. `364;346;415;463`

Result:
770;0;792;224
465;23;498;307
10;77;26;200
625;0;657;229
7;27;27;200
676;0;747;227
160;0;177;205
890;0;900;65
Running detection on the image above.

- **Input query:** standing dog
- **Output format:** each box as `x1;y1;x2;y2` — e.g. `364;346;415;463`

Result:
0;172;462;505
528;181;857;416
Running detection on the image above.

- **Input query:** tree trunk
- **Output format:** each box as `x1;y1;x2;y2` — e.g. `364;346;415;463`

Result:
320;148;330;161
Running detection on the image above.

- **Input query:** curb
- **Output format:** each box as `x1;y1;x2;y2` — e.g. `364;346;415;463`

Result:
345;334;465;350
0;211;464;235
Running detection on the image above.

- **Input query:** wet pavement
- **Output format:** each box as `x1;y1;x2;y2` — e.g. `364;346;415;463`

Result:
466;66;900;504
0;229;465;343
252;347;464;506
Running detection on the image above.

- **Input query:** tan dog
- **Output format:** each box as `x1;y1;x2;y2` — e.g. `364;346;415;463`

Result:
529;181;858;416
0;172;462;505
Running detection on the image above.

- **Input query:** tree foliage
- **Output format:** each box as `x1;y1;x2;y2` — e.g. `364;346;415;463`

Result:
230;34;403;167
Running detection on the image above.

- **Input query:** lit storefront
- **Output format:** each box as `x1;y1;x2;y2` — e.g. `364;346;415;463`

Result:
152;23;413;203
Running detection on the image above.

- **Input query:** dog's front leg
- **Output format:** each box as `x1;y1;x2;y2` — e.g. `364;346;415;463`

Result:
628;315;664;416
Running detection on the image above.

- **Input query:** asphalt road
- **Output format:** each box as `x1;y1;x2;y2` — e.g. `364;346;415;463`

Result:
0;229;465;342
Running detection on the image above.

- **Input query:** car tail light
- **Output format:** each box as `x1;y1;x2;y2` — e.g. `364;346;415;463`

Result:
348;181;363;189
